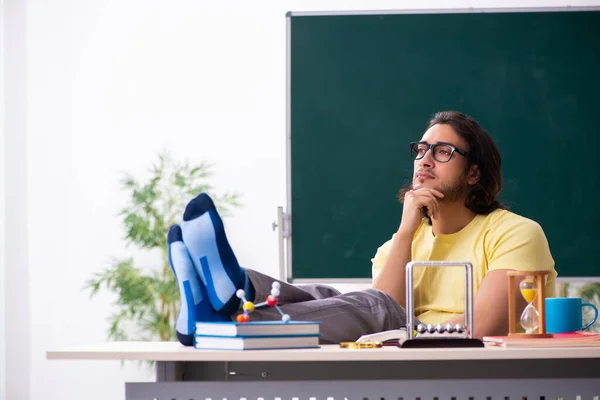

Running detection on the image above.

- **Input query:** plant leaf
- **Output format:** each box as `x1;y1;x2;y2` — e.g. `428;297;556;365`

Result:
83;150;241;341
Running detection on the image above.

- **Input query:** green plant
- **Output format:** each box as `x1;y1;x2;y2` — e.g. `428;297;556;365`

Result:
84;151;241;341
577;283;600;333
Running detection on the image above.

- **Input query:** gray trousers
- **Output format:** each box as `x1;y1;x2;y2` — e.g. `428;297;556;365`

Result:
245;269;411;344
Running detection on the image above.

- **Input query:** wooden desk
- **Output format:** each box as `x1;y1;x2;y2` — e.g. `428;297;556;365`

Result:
48;341;600;400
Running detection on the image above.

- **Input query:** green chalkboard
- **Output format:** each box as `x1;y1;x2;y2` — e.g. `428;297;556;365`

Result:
288;10;600;280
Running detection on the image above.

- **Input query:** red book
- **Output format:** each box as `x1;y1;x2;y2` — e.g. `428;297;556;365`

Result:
484;331;600;347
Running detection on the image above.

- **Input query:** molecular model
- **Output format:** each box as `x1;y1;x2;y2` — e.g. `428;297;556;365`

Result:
235;282;291;323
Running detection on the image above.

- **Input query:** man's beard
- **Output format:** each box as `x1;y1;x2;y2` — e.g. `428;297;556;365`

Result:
414;173;469;203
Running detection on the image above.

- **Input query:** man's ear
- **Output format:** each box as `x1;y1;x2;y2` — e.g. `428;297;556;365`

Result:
467;165;480;185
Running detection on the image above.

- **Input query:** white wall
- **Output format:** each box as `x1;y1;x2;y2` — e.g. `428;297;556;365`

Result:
0;0;5;396
4;0;31;399
0;0;4;395
3;0;600;399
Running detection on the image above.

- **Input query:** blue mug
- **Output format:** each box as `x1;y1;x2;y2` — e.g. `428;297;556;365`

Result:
545;297;599;334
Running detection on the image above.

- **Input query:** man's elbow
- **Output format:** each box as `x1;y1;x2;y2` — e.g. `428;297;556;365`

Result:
472;317;508;339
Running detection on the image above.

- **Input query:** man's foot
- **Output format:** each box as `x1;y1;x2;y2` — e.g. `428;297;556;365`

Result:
168;224;228;346
181;193;254;316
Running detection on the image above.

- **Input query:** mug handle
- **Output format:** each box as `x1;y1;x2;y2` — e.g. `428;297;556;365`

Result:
581;302;599;330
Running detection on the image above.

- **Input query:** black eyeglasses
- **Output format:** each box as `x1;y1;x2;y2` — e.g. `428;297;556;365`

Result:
409;141;468;163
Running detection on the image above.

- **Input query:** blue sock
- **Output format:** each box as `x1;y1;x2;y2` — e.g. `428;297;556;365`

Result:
181;193;254;316
168;224;228;346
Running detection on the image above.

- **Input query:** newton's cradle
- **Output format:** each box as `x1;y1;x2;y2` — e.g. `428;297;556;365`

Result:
402;261;484;348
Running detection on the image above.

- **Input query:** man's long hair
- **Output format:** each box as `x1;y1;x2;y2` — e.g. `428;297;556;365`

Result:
399;111;505;215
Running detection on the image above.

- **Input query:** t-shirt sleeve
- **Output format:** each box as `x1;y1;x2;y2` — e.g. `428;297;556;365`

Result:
486;216;555;273
371;235;395;281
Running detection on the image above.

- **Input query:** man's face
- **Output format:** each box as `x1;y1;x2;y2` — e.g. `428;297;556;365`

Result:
412;123;471;202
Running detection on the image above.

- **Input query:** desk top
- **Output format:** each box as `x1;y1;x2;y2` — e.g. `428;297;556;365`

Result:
47;341;600;362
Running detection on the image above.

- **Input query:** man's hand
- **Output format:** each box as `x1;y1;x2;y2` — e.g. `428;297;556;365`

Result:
442;269;528;338
399;188;445;235
373;188;443;305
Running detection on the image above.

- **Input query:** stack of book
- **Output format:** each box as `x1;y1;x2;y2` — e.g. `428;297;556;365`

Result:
194;320;321;350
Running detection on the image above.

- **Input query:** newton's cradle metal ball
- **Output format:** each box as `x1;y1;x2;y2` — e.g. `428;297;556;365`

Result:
416;323;466;334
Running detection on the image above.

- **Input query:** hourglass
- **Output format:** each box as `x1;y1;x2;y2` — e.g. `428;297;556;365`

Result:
507;270;553;338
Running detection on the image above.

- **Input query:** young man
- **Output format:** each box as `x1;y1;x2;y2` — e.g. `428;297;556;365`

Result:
167;111;557;346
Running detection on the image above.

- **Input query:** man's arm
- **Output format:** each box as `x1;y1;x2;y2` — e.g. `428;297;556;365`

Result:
372;233;412;307
447;216;555;338
372;188;444;306
444;269;528;338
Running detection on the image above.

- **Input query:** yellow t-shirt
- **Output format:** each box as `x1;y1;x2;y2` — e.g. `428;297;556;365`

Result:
371;209;557;325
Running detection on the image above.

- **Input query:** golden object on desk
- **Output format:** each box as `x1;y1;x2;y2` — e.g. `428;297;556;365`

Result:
339;341;382;349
